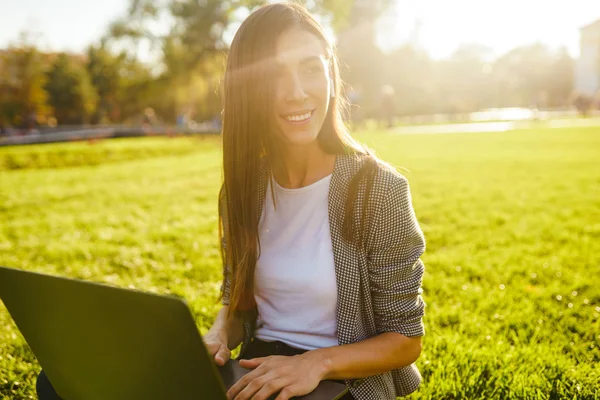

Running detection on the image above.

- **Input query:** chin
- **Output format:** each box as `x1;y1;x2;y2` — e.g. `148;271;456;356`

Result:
282;130;320;146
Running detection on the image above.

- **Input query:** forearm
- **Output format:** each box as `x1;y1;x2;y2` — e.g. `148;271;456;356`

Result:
309;332;422;381
208;305;244;349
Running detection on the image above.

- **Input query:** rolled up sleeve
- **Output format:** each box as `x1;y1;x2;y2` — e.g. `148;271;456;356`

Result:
219;193;232;306
220;237;231;306
367;176;426;337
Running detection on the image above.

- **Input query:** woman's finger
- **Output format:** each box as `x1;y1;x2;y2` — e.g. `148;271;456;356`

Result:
226;366;268;399
238;357;267;368
215;345;231;366
230;370;276;400
205;342;220;356
274;385;302;400
250;378;289;400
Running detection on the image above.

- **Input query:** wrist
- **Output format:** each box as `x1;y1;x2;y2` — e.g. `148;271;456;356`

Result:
306;348;334;381
206;324;228;342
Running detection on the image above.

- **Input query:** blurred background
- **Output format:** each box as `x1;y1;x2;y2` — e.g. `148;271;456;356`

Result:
1;1;600;399
1;0;600;140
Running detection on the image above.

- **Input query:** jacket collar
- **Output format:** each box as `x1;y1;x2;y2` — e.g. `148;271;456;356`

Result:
256;153;363;216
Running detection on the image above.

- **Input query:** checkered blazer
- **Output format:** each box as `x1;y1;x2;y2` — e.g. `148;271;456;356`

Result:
220;153;426;399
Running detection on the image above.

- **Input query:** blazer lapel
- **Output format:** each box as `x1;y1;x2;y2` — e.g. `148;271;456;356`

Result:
328;154;361;346
257;158;269;223
241;158;270;340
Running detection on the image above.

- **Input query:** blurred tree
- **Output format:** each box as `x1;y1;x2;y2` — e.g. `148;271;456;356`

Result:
335;0;394;119
45;53;98;124
0;45;51;128
571;92;593;116
436;44;493;114
386;45;436;116
86;44;126;123
105;0;264;122
305;0;394;32
491;43;555;108
112;55;155;123
0;2;580;127
86;42;155;124
337;21;386;118
104;0;398;122
546;47;574;107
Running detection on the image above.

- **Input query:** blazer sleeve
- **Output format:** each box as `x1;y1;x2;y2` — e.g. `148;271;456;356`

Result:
220;243;231;306
219;192;232;306
367;175;426;337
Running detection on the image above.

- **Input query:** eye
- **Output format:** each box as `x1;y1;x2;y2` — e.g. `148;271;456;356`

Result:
303;64;322;75
274;68;286;78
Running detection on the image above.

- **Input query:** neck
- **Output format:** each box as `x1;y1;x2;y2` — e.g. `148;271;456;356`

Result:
272;141;335;189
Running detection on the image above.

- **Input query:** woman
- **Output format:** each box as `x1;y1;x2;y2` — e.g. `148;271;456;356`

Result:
36;3;426;400
205;3;426;400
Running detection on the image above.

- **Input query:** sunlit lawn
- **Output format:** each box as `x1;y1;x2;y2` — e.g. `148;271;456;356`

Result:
1;126;599;399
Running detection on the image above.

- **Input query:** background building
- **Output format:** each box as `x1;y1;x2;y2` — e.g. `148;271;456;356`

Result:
575;20;600;96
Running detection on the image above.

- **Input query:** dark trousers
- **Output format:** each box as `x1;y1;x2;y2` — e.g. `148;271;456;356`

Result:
37;339;355;400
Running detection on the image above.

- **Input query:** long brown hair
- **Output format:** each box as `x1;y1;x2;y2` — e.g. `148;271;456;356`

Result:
219;2;377;315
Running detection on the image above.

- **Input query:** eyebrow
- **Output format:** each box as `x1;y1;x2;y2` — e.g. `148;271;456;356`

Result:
298;55;324;65
275;54;325;68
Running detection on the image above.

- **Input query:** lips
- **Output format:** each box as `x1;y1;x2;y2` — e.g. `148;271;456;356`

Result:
281;109;314;123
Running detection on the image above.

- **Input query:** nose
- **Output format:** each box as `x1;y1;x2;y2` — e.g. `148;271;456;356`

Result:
285;73;308;103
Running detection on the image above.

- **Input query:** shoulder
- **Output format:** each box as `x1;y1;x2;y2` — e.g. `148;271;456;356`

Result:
336;153;410;197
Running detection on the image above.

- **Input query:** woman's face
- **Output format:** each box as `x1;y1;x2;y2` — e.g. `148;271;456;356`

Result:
271;28;331;147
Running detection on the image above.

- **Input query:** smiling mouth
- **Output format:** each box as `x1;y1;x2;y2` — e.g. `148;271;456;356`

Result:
282;110;314;124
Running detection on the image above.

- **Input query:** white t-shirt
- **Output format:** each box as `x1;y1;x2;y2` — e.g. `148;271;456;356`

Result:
254;174;339;350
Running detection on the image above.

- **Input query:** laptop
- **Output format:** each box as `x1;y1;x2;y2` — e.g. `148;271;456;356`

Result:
0;265;349;400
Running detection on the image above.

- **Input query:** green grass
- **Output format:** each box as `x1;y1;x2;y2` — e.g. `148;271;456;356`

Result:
1;127;599;399
0;135;217;170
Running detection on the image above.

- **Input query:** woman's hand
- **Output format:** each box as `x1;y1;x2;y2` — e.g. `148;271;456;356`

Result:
226;352;328;400
203;330;231;367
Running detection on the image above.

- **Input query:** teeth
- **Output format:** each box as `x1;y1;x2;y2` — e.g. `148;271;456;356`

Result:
286;112;311;122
